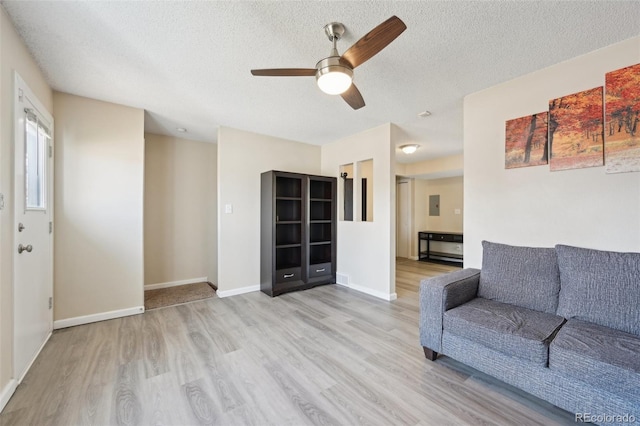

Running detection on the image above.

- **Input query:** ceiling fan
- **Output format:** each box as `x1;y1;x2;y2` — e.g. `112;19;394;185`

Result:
251;16;406;110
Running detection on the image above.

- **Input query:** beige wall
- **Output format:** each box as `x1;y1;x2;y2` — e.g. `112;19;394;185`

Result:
144;134;217;286
398;153;463;179
464;36;640;268
321;123;396;300
411;176;464;258
217;126;321;296
53;92;145;321
0;7;52;400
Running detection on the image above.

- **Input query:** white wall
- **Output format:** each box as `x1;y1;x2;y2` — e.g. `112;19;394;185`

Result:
53;92;145;323
321;123;396;300
144;134;217;287
217;126;320;296
0;6;53;402
464;36;640;268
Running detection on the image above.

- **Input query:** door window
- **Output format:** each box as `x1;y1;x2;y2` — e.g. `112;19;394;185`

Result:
25;110;49;210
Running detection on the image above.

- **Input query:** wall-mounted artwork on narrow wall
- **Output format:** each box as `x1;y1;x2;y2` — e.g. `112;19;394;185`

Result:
549;87;604;171
505;112;548;168
605;63;640;174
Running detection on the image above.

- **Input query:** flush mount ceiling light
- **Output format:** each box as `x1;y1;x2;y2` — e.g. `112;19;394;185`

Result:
176;127;187;133
400;144;419;154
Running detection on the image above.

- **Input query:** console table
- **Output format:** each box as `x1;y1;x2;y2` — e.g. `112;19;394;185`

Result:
418;231;463;265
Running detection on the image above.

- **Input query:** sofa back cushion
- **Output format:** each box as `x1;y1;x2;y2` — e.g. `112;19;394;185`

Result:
556;244;640;337
478;241;561;314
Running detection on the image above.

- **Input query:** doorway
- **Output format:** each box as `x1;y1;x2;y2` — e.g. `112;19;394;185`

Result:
13;73;54;382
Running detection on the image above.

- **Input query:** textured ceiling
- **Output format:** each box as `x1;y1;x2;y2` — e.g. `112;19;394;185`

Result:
3;1;640;163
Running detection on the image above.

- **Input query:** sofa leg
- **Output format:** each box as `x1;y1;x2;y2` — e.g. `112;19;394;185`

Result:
423;346;438;361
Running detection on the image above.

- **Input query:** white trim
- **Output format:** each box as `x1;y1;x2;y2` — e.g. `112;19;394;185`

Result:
337;282;397;301
53;306;144;330
409;255;419;261
144;277;208;291
217;285;260;298
0;379;18;413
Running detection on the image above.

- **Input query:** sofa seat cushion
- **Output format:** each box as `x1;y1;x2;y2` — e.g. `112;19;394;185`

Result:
549;319;640;400
443;297;565;365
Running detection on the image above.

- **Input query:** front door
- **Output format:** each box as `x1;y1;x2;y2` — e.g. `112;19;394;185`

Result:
13;74;53;381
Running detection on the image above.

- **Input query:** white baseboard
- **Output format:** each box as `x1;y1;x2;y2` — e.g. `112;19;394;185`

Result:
144;277;208;291
217;285;260;298
409;255;419;261
54;306;144;329
0;379;17;413
337;282;397;301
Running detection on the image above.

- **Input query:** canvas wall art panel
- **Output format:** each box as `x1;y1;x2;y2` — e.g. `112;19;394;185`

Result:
549;87;604;171
605;62;640;174
505;112;548;169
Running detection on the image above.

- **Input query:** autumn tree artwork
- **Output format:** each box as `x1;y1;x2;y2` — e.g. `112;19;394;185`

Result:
605;63;640;174
505;112;548;168
549;87;604;171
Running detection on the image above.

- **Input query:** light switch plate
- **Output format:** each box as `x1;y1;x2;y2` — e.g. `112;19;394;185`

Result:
225;204;233;214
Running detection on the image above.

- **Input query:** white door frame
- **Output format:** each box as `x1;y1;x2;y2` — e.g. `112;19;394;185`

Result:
396;178;413;259
12;72;54;383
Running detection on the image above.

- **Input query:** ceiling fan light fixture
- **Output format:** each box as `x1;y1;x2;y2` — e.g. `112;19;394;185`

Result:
400;144;419;154
316;57;353;95
251;16;406;109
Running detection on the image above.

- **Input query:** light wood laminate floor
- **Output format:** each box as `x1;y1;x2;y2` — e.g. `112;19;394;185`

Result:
1;259;575;425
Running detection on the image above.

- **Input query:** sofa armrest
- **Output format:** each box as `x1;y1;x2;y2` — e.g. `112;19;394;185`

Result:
419;268;480;353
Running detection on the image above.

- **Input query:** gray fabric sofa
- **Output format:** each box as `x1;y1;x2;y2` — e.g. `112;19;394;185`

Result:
419;241;640;425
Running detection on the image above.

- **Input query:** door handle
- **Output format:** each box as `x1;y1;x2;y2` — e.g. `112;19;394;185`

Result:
18;223;25;232
18;244;32;254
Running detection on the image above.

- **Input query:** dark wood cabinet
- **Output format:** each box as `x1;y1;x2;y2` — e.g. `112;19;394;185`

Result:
261;171;336;296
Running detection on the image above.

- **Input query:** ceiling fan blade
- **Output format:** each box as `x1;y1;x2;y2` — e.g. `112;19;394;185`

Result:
341;16;406;69
341;84;365;110
251;68;316;77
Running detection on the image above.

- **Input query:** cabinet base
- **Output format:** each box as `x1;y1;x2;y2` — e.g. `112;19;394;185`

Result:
261;280;335;297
